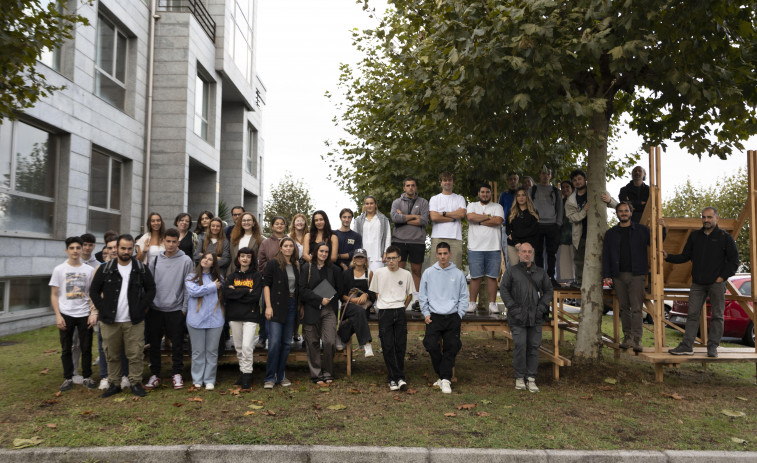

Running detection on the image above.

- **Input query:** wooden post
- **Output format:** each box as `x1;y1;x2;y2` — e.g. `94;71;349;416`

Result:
613;293;620;359
649;146;665;354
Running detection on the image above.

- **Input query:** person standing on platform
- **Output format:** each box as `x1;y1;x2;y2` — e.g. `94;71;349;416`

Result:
466;183;505;313
353;196;391;272
419;242;468;394
618;166;649;224
429;172;466;269
335;208;363;271
530;166;563;287
665;207;739;357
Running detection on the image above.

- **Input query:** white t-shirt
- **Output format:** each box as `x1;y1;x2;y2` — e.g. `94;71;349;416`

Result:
467;201;505;251
48;262;94;318
238;234;252;250
430;193;466;240
361;216;385;263
136;233;165;264
115;261;132;322
369;267;413;309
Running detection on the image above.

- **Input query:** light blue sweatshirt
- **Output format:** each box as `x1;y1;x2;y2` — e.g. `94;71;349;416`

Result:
185;272;224;329
419;262;469;319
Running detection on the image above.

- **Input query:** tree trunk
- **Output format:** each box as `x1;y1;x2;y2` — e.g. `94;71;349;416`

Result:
573;110;611;363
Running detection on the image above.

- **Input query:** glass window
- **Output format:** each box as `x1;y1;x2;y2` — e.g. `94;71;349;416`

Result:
738;280;751;297
232;0;254;83
0;120;56;235
39;0;63;71
95;15;127;109
246;125;257;177
194;74;209;140
8;277;51;313
87;150;122;237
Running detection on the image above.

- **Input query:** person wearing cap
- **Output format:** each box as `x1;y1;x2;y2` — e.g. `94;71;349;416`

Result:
338;248;375;357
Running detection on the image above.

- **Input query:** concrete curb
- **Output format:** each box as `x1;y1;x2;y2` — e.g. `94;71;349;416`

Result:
0;445;755;462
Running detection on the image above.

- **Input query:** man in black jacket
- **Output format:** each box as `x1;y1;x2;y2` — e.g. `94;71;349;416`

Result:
90;234;156;397
618;166;649;224
664;207;739;357
499;243;553;393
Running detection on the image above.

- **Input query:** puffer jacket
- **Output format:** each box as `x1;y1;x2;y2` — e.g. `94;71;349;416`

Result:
499;262;553;327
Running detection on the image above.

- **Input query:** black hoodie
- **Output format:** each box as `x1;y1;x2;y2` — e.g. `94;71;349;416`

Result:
223;267;263;322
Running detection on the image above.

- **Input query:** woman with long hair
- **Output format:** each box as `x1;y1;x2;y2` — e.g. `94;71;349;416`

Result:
262;237;300;388
302;210;338;263
338;248;375;358
135;212;165;264
259;216;287;272
300;241;341;384
194;217;231;273
174;212;197;258
506;188;540;266
223;247;262;390
228;212;263;275
185;252;224;390
194;210;214;235
289;213;308;258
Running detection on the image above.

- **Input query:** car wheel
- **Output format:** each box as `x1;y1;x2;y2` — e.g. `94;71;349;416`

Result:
743;321;755;347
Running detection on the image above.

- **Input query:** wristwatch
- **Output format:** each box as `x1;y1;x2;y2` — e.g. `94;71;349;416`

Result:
442;211;447;217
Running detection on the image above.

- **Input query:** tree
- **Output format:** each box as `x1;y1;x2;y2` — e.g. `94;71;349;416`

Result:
663;169;751;272
0;0;89;120
329;0;757;361
263;173;315;235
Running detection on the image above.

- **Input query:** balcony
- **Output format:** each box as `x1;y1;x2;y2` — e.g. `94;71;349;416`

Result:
158;0;215;42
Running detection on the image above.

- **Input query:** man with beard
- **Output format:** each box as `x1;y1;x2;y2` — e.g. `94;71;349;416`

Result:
466;183;505;313
618;166;649;224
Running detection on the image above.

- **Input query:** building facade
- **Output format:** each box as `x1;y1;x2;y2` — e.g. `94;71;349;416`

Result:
0;0;265;335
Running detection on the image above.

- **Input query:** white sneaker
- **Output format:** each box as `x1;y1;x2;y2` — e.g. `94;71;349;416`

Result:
467;302;477;313
489;302;499;314
144;375;160;390
205;383;214;391
72;375;84;385
388;381;400;391
98;378;109;390
363;344;374;357
193;383;202;389
515;378;526;390
432;379;441;388
120;376;131;389
397;379;408;391
336;340;345;351
440;379;452;394
526;377;539;393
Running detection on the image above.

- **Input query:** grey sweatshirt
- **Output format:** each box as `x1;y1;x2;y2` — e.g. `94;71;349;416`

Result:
148;249;194;312
390;193;430;244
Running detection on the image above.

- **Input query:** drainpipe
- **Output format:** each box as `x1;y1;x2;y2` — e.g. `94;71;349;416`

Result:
142;0;158;232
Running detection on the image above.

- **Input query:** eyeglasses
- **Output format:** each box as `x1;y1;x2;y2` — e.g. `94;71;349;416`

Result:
385;256;400;261
233;213;242;217
241;219;253;223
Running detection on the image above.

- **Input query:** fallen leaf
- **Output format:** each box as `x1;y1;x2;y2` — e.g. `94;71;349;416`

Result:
45;423;57;429
43;399;60;405
661;392;683;400
604;378;617;384
475;411;490;417
251;400;263;404
172;402;183;407
244;411;256;416
481;400;492;405
39;368;49;375
248;405;264;410
327;404;347;411
457;403;477;410
312;404;322;410
43;349;56;354
131;397;141;402
54;391;61;397
13;437;43;449
349;388;361;394
546;435;555;440
81;410;92;415
736;397;748;401
721;409;746;418
624;393;633;397
262;410;276;416
228;389;240;396
187;386;199;392
113;397;126;403
392;395;403;402
444;412;457;417
581;396;593;400
319;387;330;392
597;386;614;391
188;397;204;402
406;388;417;395
731;437;747;444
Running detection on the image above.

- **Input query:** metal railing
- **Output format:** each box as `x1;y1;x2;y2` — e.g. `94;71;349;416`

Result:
158;0;216;42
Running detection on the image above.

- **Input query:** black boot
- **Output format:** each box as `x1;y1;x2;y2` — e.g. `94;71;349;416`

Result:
240;373;252;390
234;373;243;386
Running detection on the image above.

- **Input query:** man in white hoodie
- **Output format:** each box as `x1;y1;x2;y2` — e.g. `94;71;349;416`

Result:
419;242;469;394
144;228;194;390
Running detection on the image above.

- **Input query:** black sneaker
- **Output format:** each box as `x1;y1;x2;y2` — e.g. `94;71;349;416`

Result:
707;345;718;358
668;344;694;355
131;383;147;397
59;379;74;392
101;384;122;398
411;301;421;312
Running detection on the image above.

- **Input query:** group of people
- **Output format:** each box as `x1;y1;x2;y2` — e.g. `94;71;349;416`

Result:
49;167;740;396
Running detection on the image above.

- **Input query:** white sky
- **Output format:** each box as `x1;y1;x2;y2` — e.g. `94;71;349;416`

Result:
257;1;755;224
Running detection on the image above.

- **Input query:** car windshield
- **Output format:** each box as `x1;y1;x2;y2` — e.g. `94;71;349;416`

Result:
737;280;751;296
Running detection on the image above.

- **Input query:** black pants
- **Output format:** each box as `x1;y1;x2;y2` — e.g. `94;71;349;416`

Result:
59;315;93;379
422;313;462;381
535;223;559;279
147;309;185;376
337;303;372;346
377;308;407;382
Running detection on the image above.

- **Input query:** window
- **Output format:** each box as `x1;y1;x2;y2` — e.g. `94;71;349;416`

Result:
87;150;121;237
194;74;209;140
95;14;127;109
246;125;257;176
232;0;253;83
0;277;51;314
39;0;64;72
0;120;56;235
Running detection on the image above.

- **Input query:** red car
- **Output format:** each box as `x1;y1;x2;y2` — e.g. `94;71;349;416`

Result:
668;275;755;347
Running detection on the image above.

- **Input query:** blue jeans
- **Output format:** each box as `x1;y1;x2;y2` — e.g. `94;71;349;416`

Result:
265;298;296;383
187;325;224;386
468;250;502;279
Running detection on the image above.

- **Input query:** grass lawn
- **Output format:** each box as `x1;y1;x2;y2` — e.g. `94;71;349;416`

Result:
1;319;756;450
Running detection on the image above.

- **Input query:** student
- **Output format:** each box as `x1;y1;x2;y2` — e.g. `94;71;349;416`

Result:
228;212;263;275
50;236;97;391
185;252;225;390
505;188;539;268
144;228;194;390
338;249;375;358
223;247;263;390
174;213;197;258
262;237;300;388
225;206;245;240
300;241;341;384
259;216;288;272
80;233;99;269
466;183;505;314
303;210;339;263
135;212;166;264
195;217;231;273
94;230;119;263
419;242;468;394
429;172;467;269
335;208;363;270
194;210;214;235
390;178;429;311
369;245;413;391
353;196;391;271
289;213;308;259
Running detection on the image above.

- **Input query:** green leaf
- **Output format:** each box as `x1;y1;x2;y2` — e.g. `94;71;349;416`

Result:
603;378;617;385
248;404;264;410
513;93;530;109
327;404;347;411
608;46;623;60
721;409;746;418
